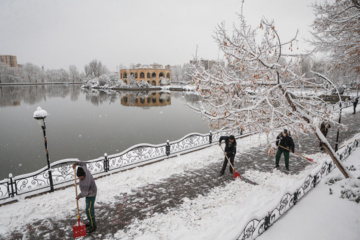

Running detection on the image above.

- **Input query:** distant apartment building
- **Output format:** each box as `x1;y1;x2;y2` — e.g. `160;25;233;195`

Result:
0;55;18;67
120;63;171;86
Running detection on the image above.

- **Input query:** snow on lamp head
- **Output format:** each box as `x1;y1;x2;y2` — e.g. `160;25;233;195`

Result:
33;106;48;127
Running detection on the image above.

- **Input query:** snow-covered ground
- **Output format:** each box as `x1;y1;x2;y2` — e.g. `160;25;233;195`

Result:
0;108;359;240
258;145;360;240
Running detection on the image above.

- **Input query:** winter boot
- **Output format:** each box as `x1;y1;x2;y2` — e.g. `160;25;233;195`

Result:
86;226;97;233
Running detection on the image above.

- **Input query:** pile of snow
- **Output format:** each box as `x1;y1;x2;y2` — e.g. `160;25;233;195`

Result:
33;106;48;119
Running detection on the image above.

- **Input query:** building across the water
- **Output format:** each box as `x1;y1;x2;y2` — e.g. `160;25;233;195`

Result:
120;63;171;86
0;55;18;67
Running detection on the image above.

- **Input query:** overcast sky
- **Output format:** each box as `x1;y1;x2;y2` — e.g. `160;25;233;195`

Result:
0;0;317;72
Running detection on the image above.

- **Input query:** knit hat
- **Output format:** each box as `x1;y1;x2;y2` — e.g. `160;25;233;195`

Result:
229;135;235;140
283;129;288;134
77;167;86;177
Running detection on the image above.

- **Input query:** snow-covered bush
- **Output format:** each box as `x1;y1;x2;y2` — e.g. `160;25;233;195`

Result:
82;73;154;89
138;80;152;88
340;179;360;203
98;74;109;86
82;78;99;88
160;78;170;86
102;74;126;88
128;79;140;88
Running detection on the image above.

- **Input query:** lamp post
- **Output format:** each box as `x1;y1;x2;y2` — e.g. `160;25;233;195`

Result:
334;102;342;152
33;107;54;192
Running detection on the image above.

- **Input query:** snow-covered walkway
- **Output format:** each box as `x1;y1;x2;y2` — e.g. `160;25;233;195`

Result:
0;107;359;240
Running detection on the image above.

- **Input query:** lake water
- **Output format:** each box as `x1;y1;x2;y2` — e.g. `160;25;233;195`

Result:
0;85;210;180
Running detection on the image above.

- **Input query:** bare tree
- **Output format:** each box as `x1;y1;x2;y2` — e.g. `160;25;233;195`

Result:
191;2;352;178
68;65;80;82
84;59;109;77
0;62;18;83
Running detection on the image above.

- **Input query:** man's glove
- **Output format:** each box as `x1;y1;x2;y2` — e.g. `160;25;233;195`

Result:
219;142;221;146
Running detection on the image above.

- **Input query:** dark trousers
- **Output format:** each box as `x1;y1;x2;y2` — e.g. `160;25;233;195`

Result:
221;154;235;173
354;103;358;114
86;196;96;228
275;149;289;169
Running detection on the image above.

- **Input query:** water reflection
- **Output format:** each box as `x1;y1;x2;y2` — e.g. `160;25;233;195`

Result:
0;85;209;179
81;88;202;107
121;92;171;107
0;84;82;107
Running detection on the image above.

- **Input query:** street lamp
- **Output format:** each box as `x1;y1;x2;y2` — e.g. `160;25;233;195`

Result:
33;106;54;192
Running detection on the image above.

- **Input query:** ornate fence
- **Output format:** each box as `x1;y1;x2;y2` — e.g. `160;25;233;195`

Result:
0;129;244;204
236;138;359;240
330;100;352;111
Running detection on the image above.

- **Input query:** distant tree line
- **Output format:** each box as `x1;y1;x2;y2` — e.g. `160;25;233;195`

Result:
0;59;109;84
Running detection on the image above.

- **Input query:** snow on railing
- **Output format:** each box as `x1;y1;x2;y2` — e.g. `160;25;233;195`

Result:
330;99;352;111
0;128;246;204
236;138;360;240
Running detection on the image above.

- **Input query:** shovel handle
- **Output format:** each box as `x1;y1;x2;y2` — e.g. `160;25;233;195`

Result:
74;168;80;219
279;145;307;159
219;145;235;171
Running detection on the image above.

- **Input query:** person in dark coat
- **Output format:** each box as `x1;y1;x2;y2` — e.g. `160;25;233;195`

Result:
320;121;331;149
219;135;237;175
73;161;97;233
275;129;295;171
353;97;359;114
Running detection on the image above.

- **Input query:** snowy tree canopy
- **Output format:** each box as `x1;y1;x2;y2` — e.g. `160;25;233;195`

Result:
311;0;360;74
191;2;352;178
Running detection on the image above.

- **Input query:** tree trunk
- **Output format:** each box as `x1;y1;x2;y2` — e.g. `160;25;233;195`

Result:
315;130;351;178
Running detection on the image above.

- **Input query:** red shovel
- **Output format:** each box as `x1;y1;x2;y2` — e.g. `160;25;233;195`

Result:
220;146;241;179
73;168;87;238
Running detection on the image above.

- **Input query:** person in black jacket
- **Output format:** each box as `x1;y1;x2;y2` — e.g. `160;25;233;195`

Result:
275;129;295;171
219;135;237;175
353;97;359;114
320;121;331;149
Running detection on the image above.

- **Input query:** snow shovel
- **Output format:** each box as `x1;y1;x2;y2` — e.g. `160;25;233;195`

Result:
279;145;314;162
220;145;241;179
73;168;86;238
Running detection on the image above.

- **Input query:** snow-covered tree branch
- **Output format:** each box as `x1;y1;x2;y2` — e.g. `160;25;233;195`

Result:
311;0;360;74
191;2;352;178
